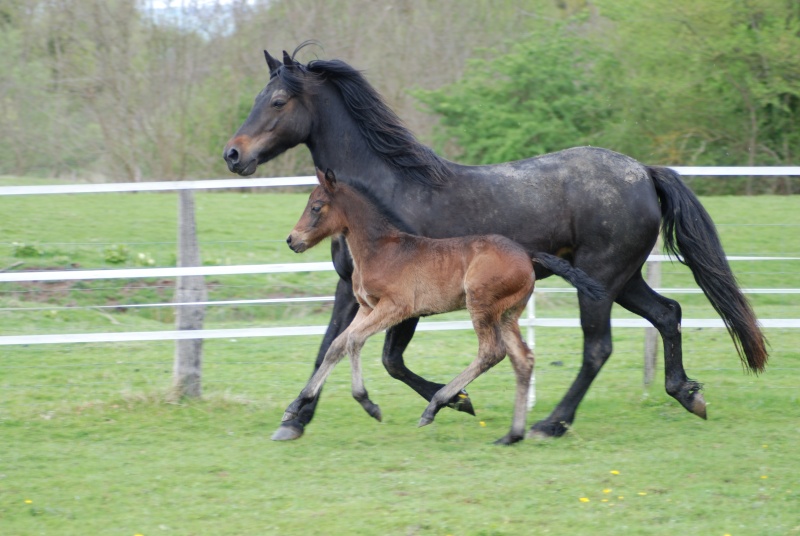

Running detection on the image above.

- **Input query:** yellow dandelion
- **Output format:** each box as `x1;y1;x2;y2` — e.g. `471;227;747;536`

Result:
579;497;590;503
638;492;647;496
618;496;625;500
762;444;768;448
760;475;768;479
479;421;486;427
603;488;612;494
610;470;620;475
24;499;32;504
601;499;609;503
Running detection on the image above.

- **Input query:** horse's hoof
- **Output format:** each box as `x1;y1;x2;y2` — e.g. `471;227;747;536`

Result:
271;425;304;441
526;420;569;439
691;392;707;420
494;433;524;446
447;390;476;416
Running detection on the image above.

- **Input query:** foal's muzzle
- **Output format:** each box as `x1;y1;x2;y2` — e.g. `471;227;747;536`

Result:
286;234;307;253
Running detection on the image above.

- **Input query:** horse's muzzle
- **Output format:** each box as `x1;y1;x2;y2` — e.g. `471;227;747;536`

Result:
223;145;257;176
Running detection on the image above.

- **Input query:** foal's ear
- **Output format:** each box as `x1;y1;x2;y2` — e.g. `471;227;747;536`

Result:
282;50;294;67
323;168;337;193
264;50;281;73
315;167;326;186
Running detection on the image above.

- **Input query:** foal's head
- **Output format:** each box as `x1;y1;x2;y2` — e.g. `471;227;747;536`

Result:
286;168;344;253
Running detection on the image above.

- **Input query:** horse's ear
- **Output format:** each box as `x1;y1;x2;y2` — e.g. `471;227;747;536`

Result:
315;167;326;186
282;50;294;67
264;50;281;73
323;168;337;192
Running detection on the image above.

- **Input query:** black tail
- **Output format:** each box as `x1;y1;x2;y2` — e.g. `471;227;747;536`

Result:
648;166;768;373
534;252;607;302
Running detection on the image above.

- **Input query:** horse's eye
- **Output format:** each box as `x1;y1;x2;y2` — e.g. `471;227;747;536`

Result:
311;205;321;213
272;99;286;109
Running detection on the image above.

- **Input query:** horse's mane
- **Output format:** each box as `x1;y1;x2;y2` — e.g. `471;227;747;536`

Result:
274;45;451;187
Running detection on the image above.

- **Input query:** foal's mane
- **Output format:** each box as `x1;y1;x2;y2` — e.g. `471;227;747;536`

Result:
275;44;451;187
346;181;416;235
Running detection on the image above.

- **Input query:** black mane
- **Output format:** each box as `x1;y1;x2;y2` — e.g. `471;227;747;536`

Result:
274;50;451;187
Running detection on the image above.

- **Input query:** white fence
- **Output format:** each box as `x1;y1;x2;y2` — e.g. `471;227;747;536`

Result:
2;166;799;348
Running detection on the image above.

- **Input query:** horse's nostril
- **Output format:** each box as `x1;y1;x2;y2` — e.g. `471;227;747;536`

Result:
286;235;292;245
226;147;240;164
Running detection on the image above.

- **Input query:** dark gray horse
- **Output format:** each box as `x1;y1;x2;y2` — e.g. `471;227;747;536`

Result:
223;45;767;441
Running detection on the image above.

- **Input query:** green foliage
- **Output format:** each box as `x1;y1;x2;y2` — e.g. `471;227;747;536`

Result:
11;241;44;258
414;22;618;164
596;0;800;172
103;244;130;264
413;1;800;194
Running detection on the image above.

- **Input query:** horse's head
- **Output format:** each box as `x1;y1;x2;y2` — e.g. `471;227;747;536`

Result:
223;49;314;176
287;168;342;253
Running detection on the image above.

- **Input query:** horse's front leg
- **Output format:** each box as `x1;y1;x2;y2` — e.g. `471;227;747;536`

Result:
383;318;475;416
272;276;359;441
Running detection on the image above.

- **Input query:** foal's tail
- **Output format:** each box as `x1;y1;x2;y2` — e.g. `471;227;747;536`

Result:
533;252;607;302
648;166;768;373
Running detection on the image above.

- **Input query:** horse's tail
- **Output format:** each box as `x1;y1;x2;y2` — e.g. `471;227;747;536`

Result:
534;252;607;302
648;165;768;373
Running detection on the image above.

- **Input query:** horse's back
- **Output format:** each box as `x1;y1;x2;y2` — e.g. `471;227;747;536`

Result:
452;146;661;261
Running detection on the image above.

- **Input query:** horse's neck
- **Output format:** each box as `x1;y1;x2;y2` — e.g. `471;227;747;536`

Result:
307;88;377;171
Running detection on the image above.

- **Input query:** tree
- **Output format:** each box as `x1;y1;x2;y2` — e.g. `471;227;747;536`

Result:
413;20;619;164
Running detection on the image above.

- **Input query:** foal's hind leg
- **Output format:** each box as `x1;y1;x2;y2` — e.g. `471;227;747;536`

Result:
615;272;706;419
382;319;475;416
419;323;506;427
494;319;535;445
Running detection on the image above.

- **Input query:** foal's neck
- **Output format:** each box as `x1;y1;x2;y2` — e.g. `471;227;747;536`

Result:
336;187;399;262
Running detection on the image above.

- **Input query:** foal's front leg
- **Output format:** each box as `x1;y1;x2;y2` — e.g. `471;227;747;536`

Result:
280;327;352;424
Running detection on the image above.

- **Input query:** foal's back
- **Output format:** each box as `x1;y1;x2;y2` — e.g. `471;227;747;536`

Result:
359;231;535;320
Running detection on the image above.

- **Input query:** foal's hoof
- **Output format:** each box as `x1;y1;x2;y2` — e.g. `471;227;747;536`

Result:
271;425;304;441
446;390;476;416
526;419;569;439
418;413;435;428
365;402;382;423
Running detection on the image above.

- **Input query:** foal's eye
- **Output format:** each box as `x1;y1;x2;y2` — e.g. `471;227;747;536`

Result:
311;205;322;213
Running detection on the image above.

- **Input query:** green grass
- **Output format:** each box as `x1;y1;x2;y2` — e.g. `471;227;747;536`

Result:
0;184;799;535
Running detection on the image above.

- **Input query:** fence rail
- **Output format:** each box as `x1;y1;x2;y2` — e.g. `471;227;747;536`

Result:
2;168;799;348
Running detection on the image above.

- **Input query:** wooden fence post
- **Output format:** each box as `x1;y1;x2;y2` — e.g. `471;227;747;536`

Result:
173;189;207;398
643;241;661;387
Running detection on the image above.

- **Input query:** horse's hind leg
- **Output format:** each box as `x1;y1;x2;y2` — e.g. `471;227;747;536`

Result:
528;294;614;439
615;272;706;419
382;319;475;415
494;319;535;445
419;323;505;427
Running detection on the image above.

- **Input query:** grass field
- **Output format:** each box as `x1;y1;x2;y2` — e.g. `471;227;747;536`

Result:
1;183;798;535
